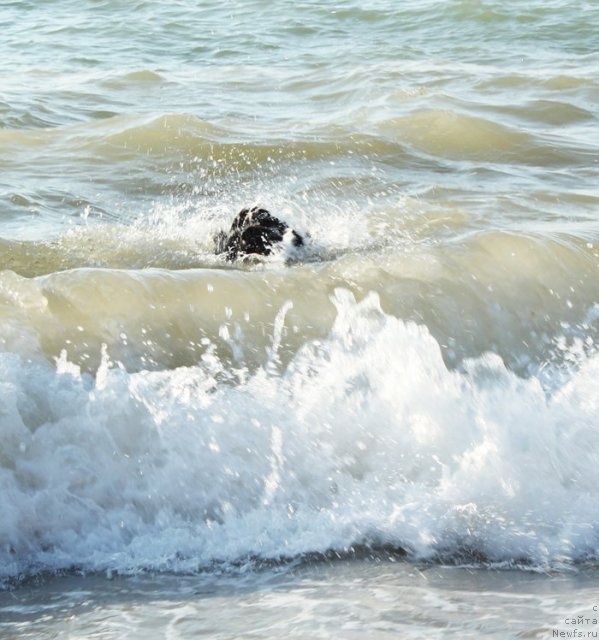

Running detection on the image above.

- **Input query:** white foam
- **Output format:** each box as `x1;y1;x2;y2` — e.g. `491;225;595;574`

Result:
1;289;598;583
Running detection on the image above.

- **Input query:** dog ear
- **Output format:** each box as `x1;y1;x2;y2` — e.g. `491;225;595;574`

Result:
224;230;242;260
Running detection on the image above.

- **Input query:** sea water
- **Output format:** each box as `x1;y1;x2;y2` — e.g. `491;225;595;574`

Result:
0;0;599;637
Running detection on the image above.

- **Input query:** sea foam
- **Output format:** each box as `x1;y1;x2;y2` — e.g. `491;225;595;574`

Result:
1;289;598;585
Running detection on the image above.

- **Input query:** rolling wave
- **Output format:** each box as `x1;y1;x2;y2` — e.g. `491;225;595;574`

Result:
0;227;596;375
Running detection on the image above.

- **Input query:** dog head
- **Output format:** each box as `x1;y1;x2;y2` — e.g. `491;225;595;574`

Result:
215;206;304;260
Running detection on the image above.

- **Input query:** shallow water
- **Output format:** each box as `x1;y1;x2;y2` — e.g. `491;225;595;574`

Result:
1;0;599;635
2;561;599;639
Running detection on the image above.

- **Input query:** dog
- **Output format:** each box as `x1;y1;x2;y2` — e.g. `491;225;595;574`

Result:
214;206;305;261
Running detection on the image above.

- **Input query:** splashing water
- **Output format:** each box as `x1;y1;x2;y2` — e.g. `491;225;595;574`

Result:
1;289;598;585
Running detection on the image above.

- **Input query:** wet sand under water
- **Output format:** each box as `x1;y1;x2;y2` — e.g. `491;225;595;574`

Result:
1;560;599;639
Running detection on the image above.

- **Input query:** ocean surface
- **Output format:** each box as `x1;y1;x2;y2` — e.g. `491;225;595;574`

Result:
1;0;599;637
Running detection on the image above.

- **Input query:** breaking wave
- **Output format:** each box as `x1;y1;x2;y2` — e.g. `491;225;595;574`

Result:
1;289;598;586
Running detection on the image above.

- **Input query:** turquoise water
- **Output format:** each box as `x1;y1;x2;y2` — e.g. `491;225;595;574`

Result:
1;0;599;637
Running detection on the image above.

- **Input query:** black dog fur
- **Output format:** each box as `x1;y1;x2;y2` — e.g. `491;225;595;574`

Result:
214;206;304;260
